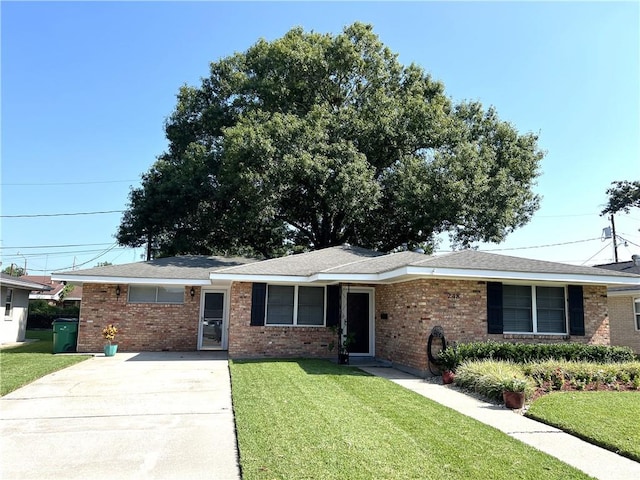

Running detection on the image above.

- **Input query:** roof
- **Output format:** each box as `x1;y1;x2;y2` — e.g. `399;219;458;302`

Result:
594;260;640;276
52;255;257;285
50;246;640;288
595;260;640;295
210;246;640;286
1;273;52;291
21;275;65;299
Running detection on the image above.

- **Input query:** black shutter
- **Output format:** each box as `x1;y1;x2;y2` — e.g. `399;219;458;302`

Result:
568;285;585;336
487;282;503;334
326;285;341;328
250;283;266;326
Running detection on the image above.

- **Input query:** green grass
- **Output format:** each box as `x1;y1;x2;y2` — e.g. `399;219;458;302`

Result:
230;359;592;480
0;330;90;396
526;391;640;462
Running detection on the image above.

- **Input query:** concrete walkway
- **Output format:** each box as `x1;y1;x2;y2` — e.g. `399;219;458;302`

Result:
1;352;241;480
362;367;640;480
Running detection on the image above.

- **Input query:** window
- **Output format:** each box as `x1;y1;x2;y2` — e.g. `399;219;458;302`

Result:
128;285;184;304
503;285;566;334
265;285;325;326
635;299;640;331
4;288;13;318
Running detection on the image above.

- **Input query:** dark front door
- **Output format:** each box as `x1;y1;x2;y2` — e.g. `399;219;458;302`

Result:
347;292;370;355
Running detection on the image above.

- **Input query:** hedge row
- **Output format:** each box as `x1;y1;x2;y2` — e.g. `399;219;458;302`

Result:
26;300;79;329
438;341;635;371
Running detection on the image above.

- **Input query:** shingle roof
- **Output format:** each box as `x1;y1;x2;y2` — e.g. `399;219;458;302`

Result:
54;255;257;281
594;260;640;276
214;245;384;276
214;246;638;279
410;250;638;278
1;273;52;290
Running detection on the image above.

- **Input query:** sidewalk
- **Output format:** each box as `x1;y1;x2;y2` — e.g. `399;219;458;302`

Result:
362;367;640;480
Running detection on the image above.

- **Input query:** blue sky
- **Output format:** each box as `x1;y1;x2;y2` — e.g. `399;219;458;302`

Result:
2;1;639;275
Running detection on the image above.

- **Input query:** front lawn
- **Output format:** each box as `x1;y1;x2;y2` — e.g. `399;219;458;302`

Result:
0;330;90;396
526;391;640;462
230;359;591;480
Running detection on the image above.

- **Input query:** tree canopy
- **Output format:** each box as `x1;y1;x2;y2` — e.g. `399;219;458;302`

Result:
117;23;543;259
601;180;640;215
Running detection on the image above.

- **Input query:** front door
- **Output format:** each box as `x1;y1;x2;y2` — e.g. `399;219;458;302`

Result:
346;289;374;356
200;291;227;350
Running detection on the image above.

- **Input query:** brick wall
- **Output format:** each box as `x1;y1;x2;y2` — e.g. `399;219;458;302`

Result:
375;280;610;374
78;284;201;352
228;282;335;358
608;295;640;354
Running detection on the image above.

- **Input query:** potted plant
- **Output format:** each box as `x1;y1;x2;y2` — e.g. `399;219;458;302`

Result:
436;343;460;384
501;377;528;409
102;324;118;357
328;325;355;365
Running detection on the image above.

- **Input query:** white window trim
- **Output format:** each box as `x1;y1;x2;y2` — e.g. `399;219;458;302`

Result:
265;285;326;327
634;297;640;332
4;288;13;319
503;284;568;335
127;285;185;304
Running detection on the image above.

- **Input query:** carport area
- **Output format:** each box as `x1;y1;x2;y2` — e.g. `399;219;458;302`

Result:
0;352;240;480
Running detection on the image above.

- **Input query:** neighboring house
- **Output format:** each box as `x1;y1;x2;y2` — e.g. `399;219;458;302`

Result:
52;246;640;376
0;273;51;343
595;255;640;354
20;275;82;308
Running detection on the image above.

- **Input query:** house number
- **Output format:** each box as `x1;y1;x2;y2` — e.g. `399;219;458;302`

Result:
447;293;460;299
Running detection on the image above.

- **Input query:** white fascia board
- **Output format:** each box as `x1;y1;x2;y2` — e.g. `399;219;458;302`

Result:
607;288;640;297
400;266;640;286
209;273;314;284
210;266;639;286
51;274;211;286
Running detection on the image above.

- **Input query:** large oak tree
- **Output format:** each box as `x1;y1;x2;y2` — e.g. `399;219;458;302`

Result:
117;23;543;258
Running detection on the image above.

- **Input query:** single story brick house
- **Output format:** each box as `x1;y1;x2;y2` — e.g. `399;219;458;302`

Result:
53;246;640;375
595;256;640;354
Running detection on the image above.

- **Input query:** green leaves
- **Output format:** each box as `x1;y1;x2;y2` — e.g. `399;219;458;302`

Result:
601;180;640;215
118;22;545;258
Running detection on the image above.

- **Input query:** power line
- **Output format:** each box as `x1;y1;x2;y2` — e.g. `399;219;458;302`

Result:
1;210;124;218
0;242;115;250
477;237;601;252
2;247;131;259
1;179;137;186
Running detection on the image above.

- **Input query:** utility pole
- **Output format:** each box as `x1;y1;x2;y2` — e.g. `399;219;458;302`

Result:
610;214;619;263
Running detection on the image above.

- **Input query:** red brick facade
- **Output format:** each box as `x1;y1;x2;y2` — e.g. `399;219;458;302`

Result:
77;284;202;352
228;282;334;358
375;281;609;373
79;280;610;371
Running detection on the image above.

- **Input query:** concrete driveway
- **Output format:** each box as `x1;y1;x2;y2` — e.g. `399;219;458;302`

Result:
1;352;241;480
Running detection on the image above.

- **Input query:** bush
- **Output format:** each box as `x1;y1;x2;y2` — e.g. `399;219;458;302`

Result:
438;341;634;371
27;300;79;329
522;360;640;390
454;360;535;402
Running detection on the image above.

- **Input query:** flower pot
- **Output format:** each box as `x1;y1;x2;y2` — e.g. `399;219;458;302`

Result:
338;353;349;365
104;344;118;357
503;391;525;409
442;370;455;384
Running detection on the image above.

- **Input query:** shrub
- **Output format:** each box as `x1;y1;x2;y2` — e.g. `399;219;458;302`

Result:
438;341;634;371
522;360;640;389
27;300;79;329
454;360;534;402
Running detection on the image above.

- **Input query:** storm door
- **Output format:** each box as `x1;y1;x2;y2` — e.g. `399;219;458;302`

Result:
345;288;374;356
200;291;227;350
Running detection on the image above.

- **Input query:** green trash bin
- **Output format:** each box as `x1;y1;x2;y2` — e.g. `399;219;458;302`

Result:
52;318;79;353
